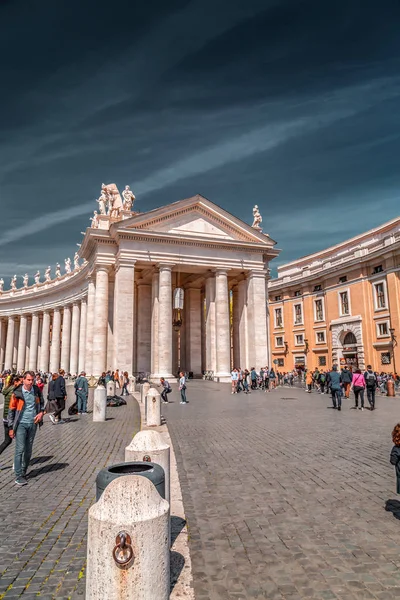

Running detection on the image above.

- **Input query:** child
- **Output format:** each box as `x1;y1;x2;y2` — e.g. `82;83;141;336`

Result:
390;423;400;493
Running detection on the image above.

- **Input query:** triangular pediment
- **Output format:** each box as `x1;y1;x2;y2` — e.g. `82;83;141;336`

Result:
115;195;276;246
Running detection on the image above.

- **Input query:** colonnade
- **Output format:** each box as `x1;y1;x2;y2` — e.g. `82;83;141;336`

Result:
0;264;268;378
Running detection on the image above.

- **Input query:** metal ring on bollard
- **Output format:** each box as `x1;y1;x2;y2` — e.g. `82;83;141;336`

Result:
143;455;151;462
112;531;134;566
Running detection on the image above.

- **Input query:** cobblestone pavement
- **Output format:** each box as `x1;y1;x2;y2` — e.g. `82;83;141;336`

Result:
0;387;140;600
165;381;400;600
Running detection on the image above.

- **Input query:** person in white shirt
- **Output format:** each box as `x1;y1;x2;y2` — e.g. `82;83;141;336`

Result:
231;369;238;394
179;372;188;404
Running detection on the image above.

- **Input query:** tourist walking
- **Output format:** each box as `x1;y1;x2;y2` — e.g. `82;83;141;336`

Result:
364;365;378;410
327;365;342;410
160;377;172;403
231;368;238;394
305;370;313;393
179;371;188;404
351;369;366;410
0;374;22;458
269;368;277;389
390;423;400;493
75;372;89;415
48;370;67;424
8;371;45;486
340;366;353;399
121;371;130;396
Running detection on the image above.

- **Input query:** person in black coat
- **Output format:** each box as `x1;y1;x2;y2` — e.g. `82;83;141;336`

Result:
47;371;66;424
390;423;400;494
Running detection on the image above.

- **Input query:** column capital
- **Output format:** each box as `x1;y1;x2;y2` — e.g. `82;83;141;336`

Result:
247;269;268;279
158;263;174;272
214;268;228;277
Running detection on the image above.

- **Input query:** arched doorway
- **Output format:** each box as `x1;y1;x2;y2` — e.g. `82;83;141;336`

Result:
339;330;358;369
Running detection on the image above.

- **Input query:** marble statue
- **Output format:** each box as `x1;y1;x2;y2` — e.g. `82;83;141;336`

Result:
74;252;80;270
55;263;61;278
122;185;135;211
0;278;3;293
11;275;17;291
90;211;99;229
34;270;40;285
252;205;262;230
45;266;51;282
23;274;29;288
97;188;107;215
65;257;72;274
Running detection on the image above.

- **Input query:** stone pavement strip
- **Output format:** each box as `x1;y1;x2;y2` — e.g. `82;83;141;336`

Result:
164;381;400;600
0;387;140;600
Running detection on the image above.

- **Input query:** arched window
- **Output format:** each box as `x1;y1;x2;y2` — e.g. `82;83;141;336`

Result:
343;331;357;345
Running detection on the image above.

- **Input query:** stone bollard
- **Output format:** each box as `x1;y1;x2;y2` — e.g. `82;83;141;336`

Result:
86;476;170;600
146;387;161;427
125;431;170;503
107;380;116;397
93;385;107;422
142;381;150;403
128;377;136;394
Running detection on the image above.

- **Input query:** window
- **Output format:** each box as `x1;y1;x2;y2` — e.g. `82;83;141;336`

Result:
295;334;304;345
373;265;383;274
314;299;324;322
294;290;301;297
275;336;284;347
339;276;347;283
277;358;284;367
316;331;325;344
381;352;391;365
339;291;350;315
274;295;281;301
318;356;327;366
377;322;389;337
374;282;386;309
313;284;322;292
343;332;357;345
294;304;303;325
274;307;283;328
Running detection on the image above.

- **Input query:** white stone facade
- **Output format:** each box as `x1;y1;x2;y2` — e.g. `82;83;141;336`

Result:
0;194;279;378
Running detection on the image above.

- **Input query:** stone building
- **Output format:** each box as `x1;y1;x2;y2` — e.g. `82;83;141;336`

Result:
0;189;278;379
269;216;400;373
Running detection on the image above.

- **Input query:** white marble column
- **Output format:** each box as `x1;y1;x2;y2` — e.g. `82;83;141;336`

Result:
39;311;51;372
78;299;87;373
50;308;61;373
157;265;173;377
232;285;241;367
238;279;248;369
17;315;28;373
186;287;202;375
29;313;39;371
92;266;109;375
69;302;80;375
215;269;231;380
12;320;19;369
60;305;72;373
247;271;268;368
136;281;152;373
151;269;159;377
205;276;216;373
0;319;7;371
85;278;96;375
114;261;135;375
4;316;15;370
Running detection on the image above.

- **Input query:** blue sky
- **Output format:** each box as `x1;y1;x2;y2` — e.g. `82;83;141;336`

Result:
1;0;400;282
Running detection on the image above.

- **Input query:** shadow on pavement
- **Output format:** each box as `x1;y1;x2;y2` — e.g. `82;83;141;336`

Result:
28;462;69;479
385;499;400;519
171;515;186;546
30;455;53;464
170;550;185;593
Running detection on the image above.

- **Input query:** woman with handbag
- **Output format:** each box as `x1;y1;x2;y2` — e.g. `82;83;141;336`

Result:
351;369;366;410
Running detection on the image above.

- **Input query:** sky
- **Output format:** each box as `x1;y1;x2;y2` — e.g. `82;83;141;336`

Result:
1;0;400;285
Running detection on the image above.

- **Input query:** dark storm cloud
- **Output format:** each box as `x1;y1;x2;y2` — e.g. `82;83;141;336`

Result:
1;0;400;282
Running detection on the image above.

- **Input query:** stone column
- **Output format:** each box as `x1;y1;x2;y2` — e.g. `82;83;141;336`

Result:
78;299;87;373
238;279;248;369
85;278;96;375
39;311;51;372
114;260;135;375
12;320;19;369
29;313;40;371
69;302;80;375
215;269;231;380
60;305;72;373
49;308;62;373
247;271;268;368
205;276;216;373
4;316;15;370
186;287;202;375
232;285;241;367
92;266;109;376
16;315;28;373
136;281;152;373
158;265;173;377
0;319;7;371
151;269;159;377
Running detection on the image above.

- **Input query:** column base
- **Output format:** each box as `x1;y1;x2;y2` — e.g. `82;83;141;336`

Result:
151;372;174;381
214;372;231;383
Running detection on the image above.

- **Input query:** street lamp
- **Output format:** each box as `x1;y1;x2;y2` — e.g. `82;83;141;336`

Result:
390;327;397;375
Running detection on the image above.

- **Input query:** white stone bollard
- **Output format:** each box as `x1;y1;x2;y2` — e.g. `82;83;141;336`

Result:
86;476;170;600
93;385;107;422
146;387;161;427
107;380;116;397
141;381;150;403
128;377;136;394
125;430;170;503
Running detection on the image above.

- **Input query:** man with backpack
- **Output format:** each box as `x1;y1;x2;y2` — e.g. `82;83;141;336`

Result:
319;371;326;394
364;365;378;410
340;366;353;398
327;365;343;410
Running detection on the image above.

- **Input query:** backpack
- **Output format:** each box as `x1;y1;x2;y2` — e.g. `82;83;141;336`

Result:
365;371;376;386
320;374;326;383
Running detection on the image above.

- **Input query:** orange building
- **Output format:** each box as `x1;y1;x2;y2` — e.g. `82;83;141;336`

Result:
268;217;400;374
